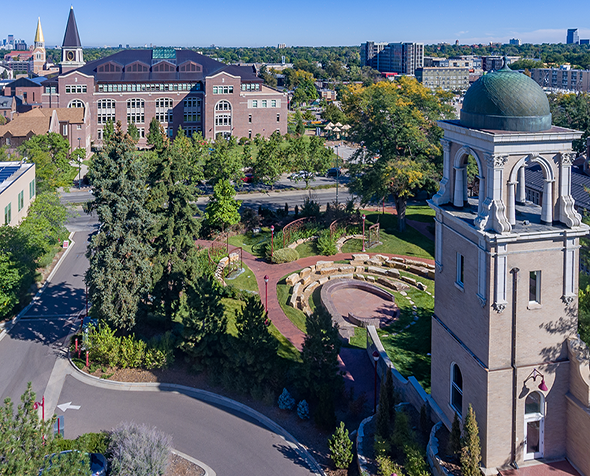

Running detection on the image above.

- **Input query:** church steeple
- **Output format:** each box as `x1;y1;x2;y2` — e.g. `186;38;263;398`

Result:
34;18;44;48
60;6;84;72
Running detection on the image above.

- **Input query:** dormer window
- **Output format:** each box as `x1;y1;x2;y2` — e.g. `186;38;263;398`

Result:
152;61;176;73
125;61;149;73
179;61;202;73
98;62;122;73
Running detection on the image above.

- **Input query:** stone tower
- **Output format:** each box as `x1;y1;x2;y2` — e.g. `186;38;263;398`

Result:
428;65;590;473
31;18;45;76
60;7;84;73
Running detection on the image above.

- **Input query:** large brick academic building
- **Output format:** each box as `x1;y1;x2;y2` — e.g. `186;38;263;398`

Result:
41;8;288;148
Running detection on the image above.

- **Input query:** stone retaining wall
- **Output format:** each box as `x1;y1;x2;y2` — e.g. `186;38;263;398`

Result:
426;422;452;476
213;252;241;286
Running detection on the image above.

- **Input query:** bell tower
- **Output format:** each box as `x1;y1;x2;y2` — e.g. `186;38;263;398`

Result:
60;6;84;73
428;65;589;473
31;17;46;75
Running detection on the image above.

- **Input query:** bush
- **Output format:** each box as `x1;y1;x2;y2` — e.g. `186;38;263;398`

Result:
448;412;462;460
109;422;172;476
317;229;337;256
54;432;110;454
376;455;404;476
404;445;429;476
278;388;296;410
271;248;299;264
297;400;310;420
300;197;320;217
460;404;481;476
328;421;353;469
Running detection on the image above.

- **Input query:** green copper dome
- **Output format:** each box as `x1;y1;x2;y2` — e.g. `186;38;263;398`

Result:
460;65;551;132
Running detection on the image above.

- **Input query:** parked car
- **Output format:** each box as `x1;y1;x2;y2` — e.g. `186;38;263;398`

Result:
288;171;315;181
39;451;108;476
326;167;341;178
240;173;254;183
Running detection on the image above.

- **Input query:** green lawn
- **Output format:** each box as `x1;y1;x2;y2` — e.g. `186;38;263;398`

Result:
405;204;436;223
294;240;318;259
222;297;301;362
276;275;308;333
225;264;258;292
228;230;271;258
341;210;434;259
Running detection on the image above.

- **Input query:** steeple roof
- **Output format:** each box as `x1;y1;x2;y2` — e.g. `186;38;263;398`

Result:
34;18;44;44
62;7;81;48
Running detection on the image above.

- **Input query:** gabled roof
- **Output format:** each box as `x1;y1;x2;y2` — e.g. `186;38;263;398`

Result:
0;97;15;109
6;77;44;88
62;7;81;48
0;107;84;138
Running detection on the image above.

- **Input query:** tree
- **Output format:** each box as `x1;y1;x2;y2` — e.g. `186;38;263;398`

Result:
342;78;452;232
328;422;353;469
300;306;342;403
85;122;155;330
204;136;243;184
148;129;202;324
146;117;166;153
252;132;284;187
127;122;140;143
460;404;481;476
321;102;347;125
18;133;75;193
285;135;333;188
103;119;115;143
19;192;67;257
0;254;20;320
549;93;590;153
232;295;278;388
295;111;305;136
179;277;227;370
375;376;391;438
259;65;278;88
579;284;590;346
0;383;88;475
449;412;462;461
204;179;241;231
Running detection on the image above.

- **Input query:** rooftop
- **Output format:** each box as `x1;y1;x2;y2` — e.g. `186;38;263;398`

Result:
0;162;34;195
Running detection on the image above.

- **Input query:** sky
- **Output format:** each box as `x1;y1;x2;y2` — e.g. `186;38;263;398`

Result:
2;0;590;48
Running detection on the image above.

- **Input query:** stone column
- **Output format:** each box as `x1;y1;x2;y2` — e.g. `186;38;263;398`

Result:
541;179;554;223
432;139;452;206
453;166;465;207
516;166;526;204
507;181;517;225
557;152;582;227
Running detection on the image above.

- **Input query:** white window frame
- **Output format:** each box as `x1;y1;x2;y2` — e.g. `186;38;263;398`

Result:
450;362;463;418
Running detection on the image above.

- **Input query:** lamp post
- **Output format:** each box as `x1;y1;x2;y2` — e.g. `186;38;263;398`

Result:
362;214;366;252
372;350;380;413
264;275;269;312
270;225;275;258
34;396;45;421
77;137;81;189
335;144;340;205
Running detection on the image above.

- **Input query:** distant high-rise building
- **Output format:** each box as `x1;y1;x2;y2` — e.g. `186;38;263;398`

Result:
509;38;521;46
360;41;423;75
7;35;14;45
580;39;590;45
567;28;579;44
277;43;286;49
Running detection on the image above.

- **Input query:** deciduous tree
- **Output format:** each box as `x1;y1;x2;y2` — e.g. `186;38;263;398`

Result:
204;179;241;231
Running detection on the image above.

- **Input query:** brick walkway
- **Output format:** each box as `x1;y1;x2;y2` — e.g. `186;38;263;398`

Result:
498;460;581;476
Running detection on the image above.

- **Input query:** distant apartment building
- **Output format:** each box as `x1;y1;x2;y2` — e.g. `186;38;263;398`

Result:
415;67;469;91
424;57;448;67
448;55;481;70
360;41;424;75
530;67;590;92
481;55;520;72
509;38;521;46
0;162;36;226
567;28;579;44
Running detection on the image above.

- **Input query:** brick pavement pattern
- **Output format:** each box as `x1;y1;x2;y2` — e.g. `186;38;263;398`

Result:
498;460;581;476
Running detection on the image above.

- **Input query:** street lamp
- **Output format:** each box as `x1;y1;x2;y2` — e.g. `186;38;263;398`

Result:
335;144;340;205
34;396;45;421
77;137;82;189
362;214;366;252
372;350;380;413
270;225;275;258
264;275;269;312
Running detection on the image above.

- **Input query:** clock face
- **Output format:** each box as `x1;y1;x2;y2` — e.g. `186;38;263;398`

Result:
66;51;75;62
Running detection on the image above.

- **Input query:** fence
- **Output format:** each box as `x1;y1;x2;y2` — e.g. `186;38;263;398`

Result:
282;217;315;248
368;223;380;249
329;216;362;241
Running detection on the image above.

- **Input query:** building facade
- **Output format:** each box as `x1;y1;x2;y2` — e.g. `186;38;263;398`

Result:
415;67;469;91
360;42;424;75
530;67;590;92
429;65;590;475
0;162;36;226
567;29;580;44
41;8;287;147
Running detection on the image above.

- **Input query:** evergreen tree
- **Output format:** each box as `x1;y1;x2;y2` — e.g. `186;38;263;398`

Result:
103;119;115;142
127;122;140;143
300;306;342;403
376;374;391;438
204;179;241;232
146;117;166;153
384;366;396;424
449;412;462;461
460;404;481;476
328;422;354;469
148;129;202;324
232;295;278;388
179;277;227;370
295;111;305;135
85;122;155;330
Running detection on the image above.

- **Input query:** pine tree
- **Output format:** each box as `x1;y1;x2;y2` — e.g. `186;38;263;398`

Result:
148;129;202;324
146;117;166;153
233;295;278;388
179;277;227;370
460;404;481;476
103;119;115;142
85;122;155;330
328;421;353;469
449;411;462;461
295;111;305;135
376;376;391;438
300;306;342;403
127;122;140;143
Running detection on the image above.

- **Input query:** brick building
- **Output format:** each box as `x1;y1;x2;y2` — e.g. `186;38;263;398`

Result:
41;8;287;148
0;162;36;226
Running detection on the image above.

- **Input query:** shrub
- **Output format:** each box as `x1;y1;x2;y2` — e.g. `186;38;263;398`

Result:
392;410;412;450
373;435;391;458
271;248;299;264
55;432;110;454
460;404;481;476
328;421;353;469
314;386;337;430
297;400;310;420
376;455;404;476
278;388;295;410
109;422;171;476
448;412;462;460
119;335;146;368
317;229;337;256
404;445;429;476
300;197;320;217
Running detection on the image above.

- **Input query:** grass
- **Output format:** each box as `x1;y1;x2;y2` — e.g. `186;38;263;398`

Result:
228;230;271;258
405;204;436;223
294;240;318;258
221;297;301;362
344;327;367;350
276;275;308;333
225;264;258;292
341;210;434;259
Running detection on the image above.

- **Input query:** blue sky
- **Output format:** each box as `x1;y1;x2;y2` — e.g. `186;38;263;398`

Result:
2;0;590;48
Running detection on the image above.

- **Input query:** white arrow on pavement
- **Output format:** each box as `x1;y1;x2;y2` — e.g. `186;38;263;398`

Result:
57;402;81;412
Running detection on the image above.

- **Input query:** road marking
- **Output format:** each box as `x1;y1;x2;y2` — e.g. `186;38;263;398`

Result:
57;402;81;412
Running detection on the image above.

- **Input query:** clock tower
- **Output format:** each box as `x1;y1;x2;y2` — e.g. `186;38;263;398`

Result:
60;6;84;73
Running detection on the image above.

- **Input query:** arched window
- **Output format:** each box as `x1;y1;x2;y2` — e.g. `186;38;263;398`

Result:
68;99;84;109
451;363;463;417
155;98;173;123
215;100;232;112
525;391;543;416
97;99;116;125
524;391;544;460
126;98;145;124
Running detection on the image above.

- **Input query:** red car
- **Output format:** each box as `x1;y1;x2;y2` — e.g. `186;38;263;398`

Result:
241;173;254;183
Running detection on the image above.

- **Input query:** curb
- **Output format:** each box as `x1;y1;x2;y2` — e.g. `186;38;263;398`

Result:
67;355;325;476
171;449;216;476
0;232;76;343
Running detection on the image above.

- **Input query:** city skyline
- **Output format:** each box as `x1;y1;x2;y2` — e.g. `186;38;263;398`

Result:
1;0;590;48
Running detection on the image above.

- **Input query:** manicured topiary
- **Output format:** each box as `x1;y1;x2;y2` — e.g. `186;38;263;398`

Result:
271;248;300;264
297;400;310;420
278;388;295;410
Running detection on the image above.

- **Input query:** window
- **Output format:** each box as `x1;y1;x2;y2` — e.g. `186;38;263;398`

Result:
248;130;252;139
97;129;103;140
126;98;145;124
271;99;277;108
65;84;87;94
262;100;267;108
252;100;258;108
529;271;541;304
138;127;145;138
213;85;234;94
4;203;11;225
97;99;116;125
155;98;173;123
456;253;465;288
29;179;35;199
277;113;280;122
215;100;232;112
17;191;24;211
183;97;201;122
248;114;252;123
451;364;463;417
215;114;231;126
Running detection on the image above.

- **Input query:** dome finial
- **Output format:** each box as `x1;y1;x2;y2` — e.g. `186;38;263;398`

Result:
500;55;511;71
